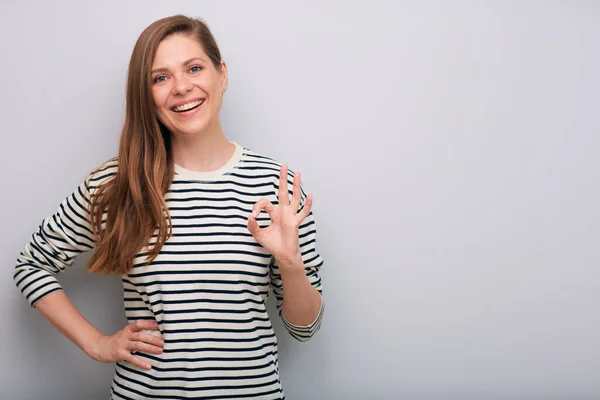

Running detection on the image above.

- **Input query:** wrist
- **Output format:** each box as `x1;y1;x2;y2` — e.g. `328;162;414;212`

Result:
275;253;303;272
82;331;105;360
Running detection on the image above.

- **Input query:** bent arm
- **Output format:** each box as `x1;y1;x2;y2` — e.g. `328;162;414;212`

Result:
34;290;104;358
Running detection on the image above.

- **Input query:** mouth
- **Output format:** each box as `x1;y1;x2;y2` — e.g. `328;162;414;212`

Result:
171;99;205;113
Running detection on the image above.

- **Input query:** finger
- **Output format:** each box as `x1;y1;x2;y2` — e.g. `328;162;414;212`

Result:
133;331;164;348
247;198;275;238
290;171;301;211
129;320;159;332
124;352;152;370
247;212;262;237
297;193;313;223
128;340;164;355
250;198;275;218
278;164;290;206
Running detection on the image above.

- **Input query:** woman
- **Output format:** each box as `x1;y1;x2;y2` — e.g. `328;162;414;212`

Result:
14;15;324;399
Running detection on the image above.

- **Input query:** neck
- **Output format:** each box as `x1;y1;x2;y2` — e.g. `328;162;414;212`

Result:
170;121;234;172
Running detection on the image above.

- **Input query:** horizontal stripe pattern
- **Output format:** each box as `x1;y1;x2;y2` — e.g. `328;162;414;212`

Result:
14;143;324;399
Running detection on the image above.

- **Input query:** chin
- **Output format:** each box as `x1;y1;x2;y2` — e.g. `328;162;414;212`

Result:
170;120;211;137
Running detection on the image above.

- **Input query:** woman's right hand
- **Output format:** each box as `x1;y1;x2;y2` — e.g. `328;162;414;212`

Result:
88;320;164;370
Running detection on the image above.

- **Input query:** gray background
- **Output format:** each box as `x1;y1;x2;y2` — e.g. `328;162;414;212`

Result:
1;1;599;399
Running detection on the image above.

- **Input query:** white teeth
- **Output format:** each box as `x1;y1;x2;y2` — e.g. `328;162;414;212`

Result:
173;100;204;112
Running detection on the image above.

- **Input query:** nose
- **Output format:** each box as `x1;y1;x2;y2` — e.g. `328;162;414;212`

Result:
171;73;193;96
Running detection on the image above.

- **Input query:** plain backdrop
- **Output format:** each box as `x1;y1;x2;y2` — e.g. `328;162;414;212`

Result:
1;1;599;399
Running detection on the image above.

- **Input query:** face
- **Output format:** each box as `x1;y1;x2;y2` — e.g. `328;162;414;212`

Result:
151;33;227;137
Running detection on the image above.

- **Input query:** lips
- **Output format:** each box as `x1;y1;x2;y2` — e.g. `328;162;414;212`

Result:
171;99;204;113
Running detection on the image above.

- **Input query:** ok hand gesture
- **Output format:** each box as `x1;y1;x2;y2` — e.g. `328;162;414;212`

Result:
247;164;313;271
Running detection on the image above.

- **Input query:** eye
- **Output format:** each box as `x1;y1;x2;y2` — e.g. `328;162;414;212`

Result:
189;65;203;73
153;75;167;84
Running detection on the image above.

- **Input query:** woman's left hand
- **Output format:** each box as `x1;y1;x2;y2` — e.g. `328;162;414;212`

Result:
247;163;313;271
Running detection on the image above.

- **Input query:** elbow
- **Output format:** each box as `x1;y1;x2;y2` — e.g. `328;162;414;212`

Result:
280;300;325;342
288;325;322;342
14;263;62;308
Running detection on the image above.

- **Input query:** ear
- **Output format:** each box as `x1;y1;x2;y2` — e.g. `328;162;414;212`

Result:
220;60;228;93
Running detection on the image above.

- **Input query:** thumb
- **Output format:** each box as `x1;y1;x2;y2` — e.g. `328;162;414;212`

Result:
247;214;262;238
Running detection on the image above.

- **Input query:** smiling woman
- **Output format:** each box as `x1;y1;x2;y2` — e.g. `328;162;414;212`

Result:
151;35;228;144
13;15;324;400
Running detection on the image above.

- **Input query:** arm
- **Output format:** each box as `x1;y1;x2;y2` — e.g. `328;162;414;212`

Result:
248;163;325;341
35;290;106;358
280;262;322;327
269;213;325;342
269;164;325;341
13;162;162;369
35;290;162;370
14;176;95;306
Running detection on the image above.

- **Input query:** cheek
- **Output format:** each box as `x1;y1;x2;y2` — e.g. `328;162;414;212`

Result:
207;83;223;107
152;88;168;112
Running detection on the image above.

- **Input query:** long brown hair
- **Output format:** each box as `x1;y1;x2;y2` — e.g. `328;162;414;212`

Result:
87;15;223;275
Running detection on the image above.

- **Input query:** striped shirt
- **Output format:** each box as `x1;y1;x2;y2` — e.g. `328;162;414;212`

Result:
14;141;324;399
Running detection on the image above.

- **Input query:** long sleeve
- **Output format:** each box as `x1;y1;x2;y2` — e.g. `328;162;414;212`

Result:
13;161;114;307
269;174;325;342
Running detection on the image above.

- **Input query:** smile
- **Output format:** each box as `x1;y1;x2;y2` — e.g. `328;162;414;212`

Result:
171;99;204;113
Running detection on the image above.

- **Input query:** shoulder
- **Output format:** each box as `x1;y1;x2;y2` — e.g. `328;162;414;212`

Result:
239;144;298;177
238;144;306;200
85;156;119;192
240;145;280;170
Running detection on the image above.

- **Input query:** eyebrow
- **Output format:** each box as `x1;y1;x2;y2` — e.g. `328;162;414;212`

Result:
151;57;207;74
